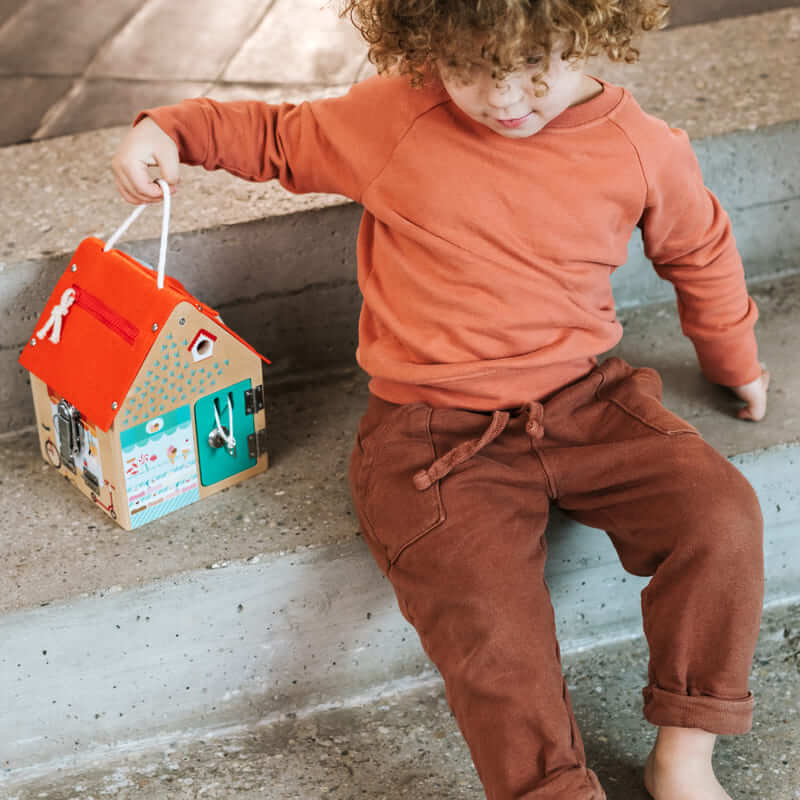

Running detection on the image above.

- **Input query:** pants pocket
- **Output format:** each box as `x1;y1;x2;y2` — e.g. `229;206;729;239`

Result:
595;358;700;437
349;404;445;575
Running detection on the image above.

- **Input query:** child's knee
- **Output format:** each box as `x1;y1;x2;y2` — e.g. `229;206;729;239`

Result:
692;457;764;571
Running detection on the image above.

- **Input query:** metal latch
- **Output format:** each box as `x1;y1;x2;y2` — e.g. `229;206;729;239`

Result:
55;399;83;470
208;425;231;449
247;428;267;459
244;385;264;415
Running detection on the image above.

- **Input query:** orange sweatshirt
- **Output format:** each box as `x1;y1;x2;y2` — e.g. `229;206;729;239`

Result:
141;74;760;410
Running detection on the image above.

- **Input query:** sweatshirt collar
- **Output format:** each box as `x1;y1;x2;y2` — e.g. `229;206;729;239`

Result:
543;76;623;129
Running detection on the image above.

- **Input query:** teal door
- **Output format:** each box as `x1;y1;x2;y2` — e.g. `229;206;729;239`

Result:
194;379;256;486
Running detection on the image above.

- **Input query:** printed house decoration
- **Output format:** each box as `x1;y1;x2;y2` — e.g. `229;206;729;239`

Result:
18;183;271;530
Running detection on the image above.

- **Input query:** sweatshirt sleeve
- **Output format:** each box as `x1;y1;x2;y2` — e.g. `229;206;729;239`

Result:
135;75;434;203
636;125;761;387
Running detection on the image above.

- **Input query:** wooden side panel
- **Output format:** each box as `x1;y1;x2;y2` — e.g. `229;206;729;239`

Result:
113;302;267;526
30;374;57;465
104;420;132;531
30;374;125;528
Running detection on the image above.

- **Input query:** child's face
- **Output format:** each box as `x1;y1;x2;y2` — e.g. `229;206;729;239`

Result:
437;49;594;139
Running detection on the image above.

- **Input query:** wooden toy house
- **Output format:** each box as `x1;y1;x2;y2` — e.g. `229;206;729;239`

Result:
18;194;270;530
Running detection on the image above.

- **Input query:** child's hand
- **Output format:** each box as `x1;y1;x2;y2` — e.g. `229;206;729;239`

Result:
111;117;180;205
730;365;770;421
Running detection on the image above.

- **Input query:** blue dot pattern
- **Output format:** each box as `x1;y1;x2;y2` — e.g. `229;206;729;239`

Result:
120;324;229;430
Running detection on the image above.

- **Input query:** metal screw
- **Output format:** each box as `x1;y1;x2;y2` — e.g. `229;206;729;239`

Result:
178;318;186;326
30;338;37;346
111;401;119;410
70;264;77;272
152;323;159;332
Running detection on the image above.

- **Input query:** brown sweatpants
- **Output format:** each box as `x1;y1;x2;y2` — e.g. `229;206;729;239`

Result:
348;357;764;800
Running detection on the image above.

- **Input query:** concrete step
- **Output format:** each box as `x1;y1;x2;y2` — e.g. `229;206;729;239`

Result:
1;273;799;782
5;601;799;799
2;7;799;432
4;272;799;616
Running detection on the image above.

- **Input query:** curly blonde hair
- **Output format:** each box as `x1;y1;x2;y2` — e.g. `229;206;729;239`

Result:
338;0;670;92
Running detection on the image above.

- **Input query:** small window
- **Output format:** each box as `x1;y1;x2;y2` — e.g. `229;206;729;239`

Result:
188;329;218;363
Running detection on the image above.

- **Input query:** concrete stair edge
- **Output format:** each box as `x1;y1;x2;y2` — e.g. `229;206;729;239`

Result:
4;602;800;799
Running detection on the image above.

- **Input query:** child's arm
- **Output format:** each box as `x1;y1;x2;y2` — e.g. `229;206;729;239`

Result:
634;124;770;420
112;76;445;206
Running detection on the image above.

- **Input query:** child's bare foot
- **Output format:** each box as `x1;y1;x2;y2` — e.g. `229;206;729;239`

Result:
643;726;732;800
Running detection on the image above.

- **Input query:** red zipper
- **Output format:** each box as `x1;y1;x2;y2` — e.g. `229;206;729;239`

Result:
72;285;139;345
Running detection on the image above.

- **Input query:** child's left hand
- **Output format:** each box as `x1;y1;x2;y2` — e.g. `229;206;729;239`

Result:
730;365;770;421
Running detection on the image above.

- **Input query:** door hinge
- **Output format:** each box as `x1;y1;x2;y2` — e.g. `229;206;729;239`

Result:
247;428;267;459
244;385;264;415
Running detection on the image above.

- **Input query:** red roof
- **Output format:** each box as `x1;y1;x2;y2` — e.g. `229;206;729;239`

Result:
19;237;270;432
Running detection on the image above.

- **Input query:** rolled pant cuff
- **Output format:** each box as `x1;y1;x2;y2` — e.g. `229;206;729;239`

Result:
643;686;754;735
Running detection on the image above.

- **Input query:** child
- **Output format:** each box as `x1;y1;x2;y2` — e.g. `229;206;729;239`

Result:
112;1;771;797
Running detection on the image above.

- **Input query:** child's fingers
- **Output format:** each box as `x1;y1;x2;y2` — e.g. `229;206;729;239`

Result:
129;160;167;200
153;151;180;187
738;403;765;422
115;162;179;205
114;161;180;207
114;182;140;206
112;155;157;203
114;170;145;204
736;397;762;421
117;178;178;207
112;168;148;205
730;366;769;422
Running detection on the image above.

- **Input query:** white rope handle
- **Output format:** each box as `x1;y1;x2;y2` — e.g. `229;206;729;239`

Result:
104;178;171;290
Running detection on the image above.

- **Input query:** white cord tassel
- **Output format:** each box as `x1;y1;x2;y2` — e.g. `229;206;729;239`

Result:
104;178;171;290
36;288;76;344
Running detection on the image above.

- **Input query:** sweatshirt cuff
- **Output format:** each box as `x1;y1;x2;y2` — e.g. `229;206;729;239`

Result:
692;328;762;387
134;101;210;168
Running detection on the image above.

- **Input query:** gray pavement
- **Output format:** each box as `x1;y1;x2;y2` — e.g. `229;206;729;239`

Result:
2;0;799;146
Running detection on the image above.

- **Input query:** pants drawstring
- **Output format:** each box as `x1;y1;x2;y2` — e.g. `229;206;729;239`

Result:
412;402;545;491
521;400;545;440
